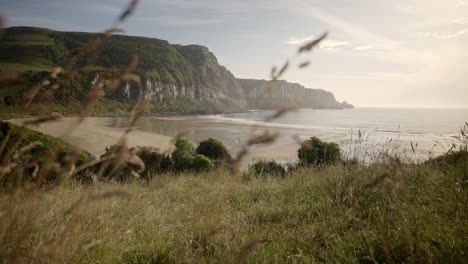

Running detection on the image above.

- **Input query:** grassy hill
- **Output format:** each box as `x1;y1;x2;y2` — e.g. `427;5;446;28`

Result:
0;27;196;83
0;116;466;262
0;27;353;116
1;151;467;262
0;27;244;115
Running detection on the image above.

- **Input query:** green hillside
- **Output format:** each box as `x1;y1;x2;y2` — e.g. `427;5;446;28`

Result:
0;27;197;85
0;27;225;115
0;26;352;115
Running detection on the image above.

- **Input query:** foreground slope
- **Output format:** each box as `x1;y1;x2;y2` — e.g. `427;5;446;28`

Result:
1;152;466;262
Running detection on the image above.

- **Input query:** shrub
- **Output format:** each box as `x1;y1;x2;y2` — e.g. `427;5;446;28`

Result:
298;137;341;166
247;160;286;177
95;144;133;182
171;137;194;171
195;137;232;163
137;147;173;179
192;154;214;172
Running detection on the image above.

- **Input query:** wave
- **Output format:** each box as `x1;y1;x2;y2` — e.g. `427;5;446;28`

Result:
198;115;456;139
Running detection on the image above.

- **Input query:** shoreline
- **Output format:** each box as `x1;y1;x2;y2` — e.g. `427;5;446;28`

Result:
9;117;300;167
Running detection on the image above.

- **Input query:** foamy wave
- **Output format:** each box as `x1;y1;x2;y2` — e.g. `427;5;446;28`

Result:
198;115;456;139
198;115;347;132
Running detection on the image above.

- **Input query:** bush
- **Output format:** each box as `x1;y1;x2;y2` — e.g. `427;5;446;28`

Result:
171;137;194;171
192;154;214;172
298;137;341;166
247;160;286;178
137;147;173;179
195;137;232;163
94;144;132;182
92;145;175;182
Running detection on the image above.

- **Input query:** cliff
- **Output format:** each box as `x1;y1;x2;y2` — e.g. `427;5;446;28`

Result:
238;79;353;110
0;26;351;114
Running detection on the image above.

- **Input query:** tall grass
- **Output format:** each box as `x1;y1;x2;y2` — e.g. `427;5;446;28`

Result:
0;1;467;263
1;159;467;262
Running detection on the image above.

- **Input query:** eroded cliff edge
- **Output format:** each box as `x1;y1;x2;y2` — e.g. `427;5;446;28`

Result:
0;27;353;114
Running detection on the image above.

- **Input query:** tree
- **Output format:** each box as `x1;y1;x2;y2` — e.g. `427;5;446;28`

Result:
171;137;194;171
195;137;232;163
298;137;341;166
248;160;286;177
192;154;214;172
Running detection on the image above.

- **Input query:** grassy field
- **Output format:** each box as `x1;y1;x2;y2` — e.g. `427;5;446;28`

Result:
1;5;466;262
1;152;466;263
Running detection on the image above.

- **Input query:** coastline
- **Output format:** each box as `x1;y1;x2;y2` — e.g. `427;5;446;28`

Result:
9;117;300;167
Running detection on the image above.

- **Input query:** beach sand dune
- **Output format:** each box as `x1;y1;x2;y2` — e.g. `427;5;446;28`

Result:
11;117;174;156
10;117;299;167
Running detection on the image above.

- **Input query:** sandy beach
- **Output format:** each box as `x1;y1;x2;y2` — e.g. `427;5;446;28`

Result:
10;117;300;167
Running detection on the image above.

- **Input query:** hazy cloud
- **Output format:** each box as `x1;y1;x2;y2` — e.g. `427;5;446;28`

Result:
286;36;352;52
422;28;468;39
320;40;352;52
354;45;374;51
450;18;468;24
139;15;223;26
93;4;121;15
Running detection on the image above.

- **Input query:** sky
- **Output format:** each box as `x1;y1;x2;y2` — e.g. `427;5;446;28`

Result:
1;0;468;107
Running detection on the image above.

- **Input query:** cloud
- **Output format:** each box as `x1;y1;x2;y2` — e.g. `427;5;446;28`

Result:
456;0;467;7
287;36;388;53
286;36;352;52
320;40;352;52
6;15;84;31
138;15;223;27
450;18;468;24
355;45;374;51
245;34;267;39
286;36;315;45
422;28;468;39
93;4;121;15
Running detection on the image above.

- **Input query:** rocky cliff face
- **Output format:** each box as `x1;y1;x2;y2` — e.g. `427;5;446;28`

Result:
174;44;247;106
1;27;353;113
238;79;353;110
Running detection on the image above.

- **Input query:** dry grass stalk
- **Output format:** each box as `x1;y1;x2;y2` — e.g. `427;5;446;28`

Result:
119;0;139;22
196;225;228;251
50;66;63;79
0;15;4;35
23;112;63;126
364;172;390;189
264;105;297;122
237;238;272;262
0;129;11;156
0;72;19;84
298;32;328;53
247;130;279;146
298;61;311;68
23;84;41;109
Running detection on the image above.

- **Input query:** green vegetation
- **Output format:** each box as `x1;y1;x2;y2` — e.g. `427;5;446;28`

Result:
0;121;92;186
1;119;467;262
151;95;243;115
0;121;91;163
137;147;173;178
171;137;195;171
0;27;244;116
192;154;215;172
298;136;342;166
1;149;466;262
195;137;232;163
246;160;287;178
0;18;466;263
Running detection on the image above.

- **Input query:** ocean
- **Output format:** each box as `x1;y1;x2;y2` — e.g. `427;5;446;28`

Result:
130;108;468;162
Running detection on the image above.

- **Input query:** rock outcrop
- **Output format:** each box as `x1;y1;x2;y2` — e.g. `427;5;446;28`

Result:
238;79;353;109
1;26;353;113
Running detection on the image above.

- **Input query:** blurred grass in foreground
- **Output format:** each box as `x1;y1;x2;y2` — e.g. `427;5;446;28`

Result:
1;153;467;263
